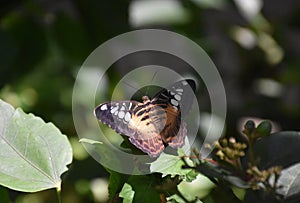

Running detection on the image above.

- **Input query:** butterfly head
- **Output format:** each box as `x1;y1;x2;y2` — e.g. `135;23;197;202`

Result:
142;96;150;102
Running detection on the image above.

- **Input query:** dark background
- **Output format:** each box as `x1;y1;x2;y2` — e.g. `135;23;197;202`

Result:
1;0;300;202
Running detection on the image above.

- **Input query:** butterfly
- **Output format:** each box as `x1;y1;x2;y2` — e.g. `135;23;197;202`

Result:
94;79;196;157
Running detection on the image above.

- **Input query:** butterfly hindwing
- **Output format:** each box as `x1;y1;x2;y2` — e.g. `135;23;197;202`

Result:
129;133;164;158
167;122;187;148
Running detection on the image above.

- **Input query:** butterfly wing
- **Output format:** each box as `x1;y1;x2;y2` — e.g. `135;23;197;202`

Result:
129;134;164;158
94;101;139;136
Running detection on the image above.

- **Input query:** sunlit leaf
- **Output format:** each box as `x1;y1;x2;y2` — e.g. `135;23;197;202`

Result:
178;174;214;201
0;99;72;192
119;183;135;203
150;152;193;179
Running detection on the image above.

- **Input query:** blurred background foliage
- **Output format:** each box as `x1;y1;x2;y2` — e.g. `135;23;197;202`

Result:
1;0;300;202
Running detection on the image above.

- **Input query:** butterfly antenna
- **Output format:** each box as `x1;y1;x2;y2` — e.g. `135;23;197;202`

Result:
122;80;144;97
145;69;160;97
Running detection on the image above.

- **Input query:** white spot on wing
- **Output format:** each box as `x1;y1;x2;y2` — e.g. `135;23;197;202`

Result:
176;88;183;92
111;106;119;114
182;81;188;85
120;106;125;111
128;102;132;110
174;94;181;101
118;111;125;118
171;99;179;106
124;112;131;122
100;104;108;110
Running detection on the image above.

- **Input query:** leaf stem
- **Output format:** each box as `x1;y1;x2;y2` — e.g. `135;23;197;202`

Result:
248;137;255;166
56;187;62;203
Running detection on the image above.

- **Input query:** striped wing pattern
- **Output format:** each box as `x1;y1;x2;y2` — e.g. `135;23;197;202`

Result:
94;79;196;157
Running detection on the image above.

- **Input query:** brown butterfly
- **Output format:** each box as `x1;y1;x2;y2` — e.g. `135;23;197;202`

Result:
94;79;196;157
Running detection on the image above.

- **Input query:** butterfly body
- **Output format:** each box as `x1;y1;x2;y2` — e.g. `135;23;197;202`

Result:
94;79;196;157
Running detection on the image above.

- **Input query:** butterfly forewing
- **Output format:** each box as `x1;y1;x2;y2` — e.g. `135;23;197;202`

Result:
152;79;196;117
94;101;139;136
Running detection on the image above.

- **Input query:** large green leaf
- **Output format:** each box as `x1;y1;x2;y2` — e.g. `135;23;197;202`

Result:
244;131;300;202
242;131;300;169
0;99;72;192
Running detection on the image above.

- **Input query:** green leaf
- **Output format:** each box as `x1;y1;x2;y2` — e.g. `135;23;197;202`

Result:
150;152;193;179
243;131;300;169
0;99;72;192
119;183;135;203
178;174;214;201
185;170;199;182
277;163;300;200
